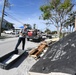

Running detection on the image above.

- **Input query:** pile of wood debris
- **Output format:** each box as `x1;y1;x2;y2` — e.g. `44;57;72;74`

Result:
29;38;59;59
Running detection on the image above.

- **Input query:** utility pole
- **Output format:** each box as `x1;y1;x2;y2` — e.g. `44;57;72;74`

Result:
33;24;36;29
0;0;6;36
75;16;76;31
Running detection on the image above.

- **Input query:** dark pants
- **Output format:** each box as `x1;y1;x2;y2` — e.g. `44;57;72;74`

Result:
15;37;25;50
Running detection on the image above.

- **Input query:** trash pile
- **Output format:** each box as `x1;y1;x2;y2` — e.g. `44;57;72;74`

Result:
29;38;59;59
29;31;76;75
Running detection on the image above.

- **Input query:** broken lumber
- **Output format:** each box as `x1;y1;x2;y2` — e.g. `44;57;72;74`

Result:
29;42;47;59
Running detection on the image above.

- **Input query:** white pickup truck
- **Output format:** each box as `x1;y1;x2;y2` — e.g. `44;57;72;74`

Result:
3;30;13;34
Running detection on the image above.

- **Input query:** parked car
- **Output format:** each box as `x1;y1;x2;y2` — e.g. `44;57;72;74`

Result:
41;33;47;39
46;34;52;39
3;30;13;34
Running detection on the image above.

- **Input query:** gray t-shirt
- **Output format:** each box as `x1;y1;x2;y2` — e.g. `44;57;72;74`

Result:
19;28;28;38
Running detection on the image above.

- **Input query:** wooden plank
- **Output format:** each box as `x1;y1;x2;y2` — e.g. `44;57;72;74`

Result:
29;42;46;55
38;44;46;51
31;55;38;59
35;45;46;56
29;41;47;59
33;43;47;58
29;49;37;55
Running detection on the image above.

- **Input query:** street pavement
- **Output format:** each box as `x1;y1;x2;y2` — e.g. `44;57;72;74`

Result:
0;36;40;75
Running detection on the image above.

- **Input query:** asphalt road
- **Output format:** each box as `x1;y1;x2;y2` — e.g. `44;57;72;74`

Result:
0;37;40;56
0;37;40;75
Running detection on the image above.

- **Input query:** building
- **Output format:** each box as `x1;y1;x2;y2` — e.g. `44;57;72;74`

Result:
0;17;14;30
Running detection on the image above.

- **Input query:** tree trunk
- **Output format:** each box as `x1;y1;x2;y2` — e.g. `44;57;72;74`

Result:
57;27;60;39
60;26;62;38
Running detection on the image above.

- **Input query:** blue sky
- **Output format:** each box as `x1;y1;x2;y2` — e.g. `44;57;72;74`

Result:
0;0;76;31
0;0;49;31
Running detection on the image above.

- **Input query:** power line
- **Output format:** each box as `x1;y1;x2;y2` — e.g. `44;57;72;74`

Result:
5;11;24;20
5;12;24;25
0;10;24;25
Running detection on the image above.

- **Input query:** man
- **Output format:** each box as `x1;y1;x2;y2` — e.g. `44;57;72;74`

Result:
15;24;28;51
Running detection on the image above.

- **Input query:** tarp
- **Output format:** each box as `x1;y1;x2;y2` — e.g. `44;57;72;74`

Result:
30;31;76;75
19;26;24;28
